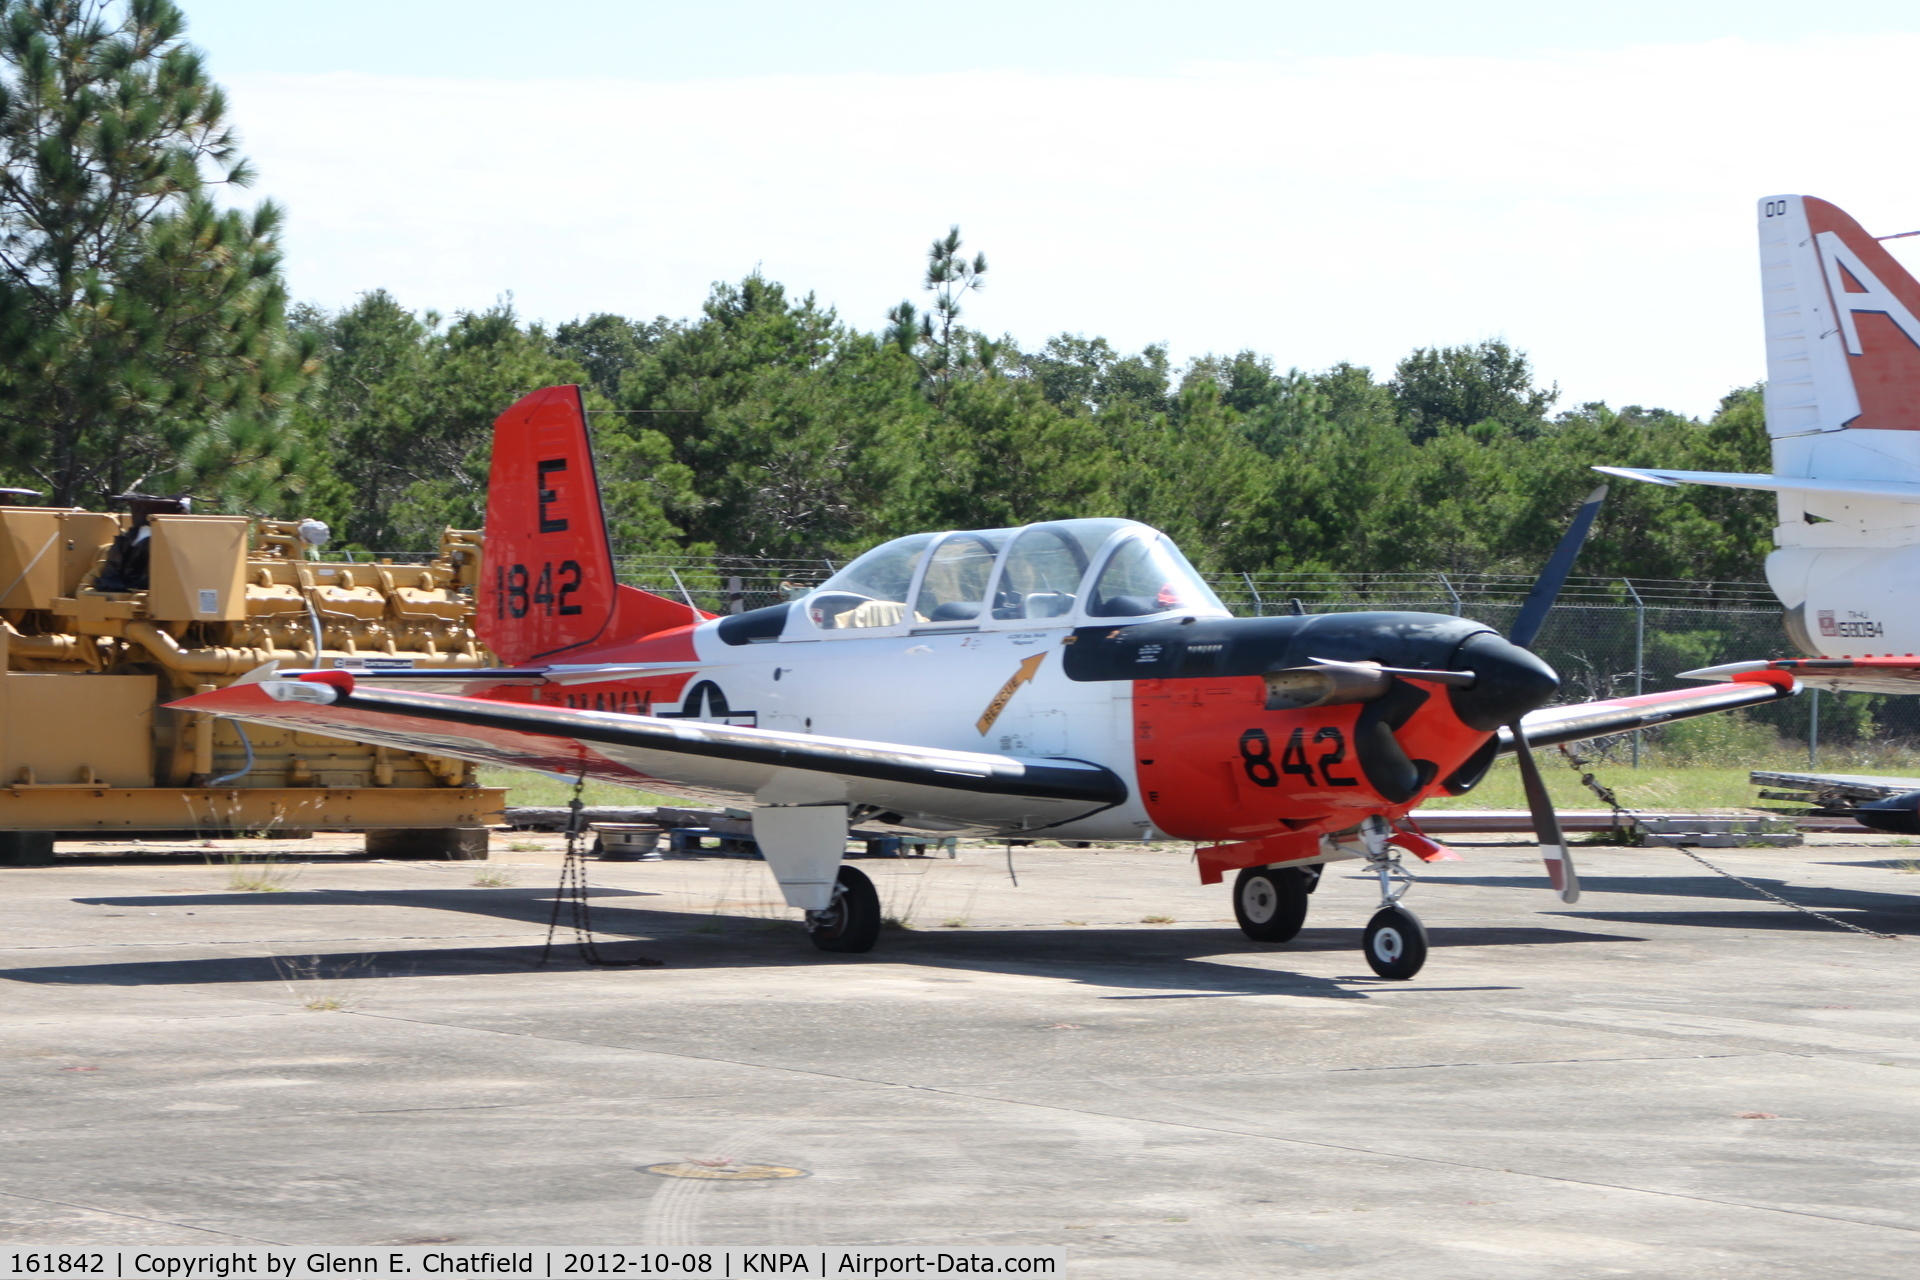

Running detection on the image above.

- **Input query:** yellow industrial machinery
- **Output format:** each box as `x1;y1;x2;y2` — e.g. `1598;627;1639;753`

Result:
0;504;504;865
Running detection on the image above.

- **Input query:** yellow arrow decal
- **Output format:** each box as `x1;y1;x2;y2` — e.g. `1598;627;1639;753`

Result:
976;653;1047;735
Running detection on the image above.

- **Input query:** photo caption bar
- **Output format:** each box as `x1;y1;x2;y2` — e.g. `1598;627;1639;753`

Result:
3;1250;1064;1279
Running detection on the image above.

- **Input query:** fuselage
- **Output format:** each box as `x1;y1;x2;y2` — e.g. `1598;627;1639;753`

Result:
513;599;1550;847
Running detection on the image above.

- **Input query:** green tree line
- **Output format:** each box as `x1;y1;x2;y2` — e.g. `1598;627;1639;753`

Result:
0;0;1774;590
261;267;1775;587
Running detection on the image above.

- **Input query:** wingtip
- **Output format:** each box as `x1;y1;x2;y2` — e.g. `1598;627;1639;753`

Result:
1676;660;1771;681
1592;465;1679;488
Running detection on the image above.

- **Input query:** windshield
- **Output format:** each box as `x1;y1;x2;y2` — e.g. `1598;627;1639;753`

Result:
805;532;936;629
1087;535;1230;618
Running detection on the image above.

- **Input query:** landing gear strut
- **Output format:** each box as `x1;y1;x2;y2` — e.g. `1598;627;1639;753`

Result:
1359;816;1428;979
806;865;881;953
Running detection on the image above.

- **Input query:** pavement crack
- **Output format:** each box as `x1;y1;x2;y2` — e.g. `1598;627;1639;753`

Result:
222;1007;1917;1239
0;1187;280;1243
903;1082;1920;1238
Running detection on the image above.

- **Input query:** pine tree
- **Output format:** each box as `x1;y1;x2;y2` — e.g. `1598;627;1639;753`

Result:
0;0;310;508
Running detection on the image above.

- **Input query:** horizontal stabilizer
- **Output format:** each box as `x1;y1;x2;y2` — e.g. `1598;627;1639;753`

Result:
1496;673;1797;753
1682;657;1920;696
1593;465;1920;504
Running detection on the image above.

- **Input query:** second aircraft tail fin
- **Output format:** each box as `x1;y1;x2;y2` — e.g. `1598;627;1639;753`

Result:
1762;193;1920;440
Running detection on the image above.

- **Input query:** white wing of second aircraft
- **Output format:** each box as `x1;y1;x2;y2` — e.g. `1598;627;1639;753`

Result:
1593;465;1920;504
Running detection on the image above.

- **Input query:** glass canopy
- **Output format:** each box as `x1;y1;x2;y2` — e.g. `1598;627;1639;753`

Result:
798;518;1227;634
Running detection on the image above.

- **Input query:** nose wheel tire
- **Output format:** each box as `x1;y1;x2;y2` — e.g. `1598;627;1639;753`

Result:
1362;905;1428;979
1233;866;1311;943
806;866;881;953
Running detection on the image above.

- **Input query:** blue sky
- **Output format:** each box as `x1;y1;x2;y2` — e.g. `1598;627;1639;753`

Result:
179;2;1920;415
186;2;1920;78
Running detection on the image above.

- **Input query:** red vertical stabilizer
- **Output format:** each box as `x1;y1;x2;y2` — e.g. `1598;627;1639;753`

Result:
477;385;709;666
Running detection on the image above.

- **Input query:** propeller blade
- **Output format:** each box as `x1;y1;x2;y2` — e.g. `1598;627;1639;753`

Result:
1510;721;1579;903
1508;484;1608;651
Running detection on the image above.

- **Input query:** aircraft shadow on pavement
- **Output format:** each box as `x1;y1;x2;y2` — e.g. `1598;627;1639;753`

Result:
6;892;1641;1000
1424;873;1920;933
72;885;660;928
1816;858;1920;871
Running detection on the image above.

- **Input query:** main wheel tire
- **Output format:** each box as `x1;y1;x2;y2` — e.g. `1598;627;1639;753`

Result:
807;866;882;953
1362;905;1428;979
1233;865;1311;943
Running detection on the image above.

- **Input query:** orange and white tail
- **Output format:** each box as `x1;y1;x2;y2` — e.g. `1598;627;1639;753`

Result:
1597;196;1920;657
1760;195;1920;440
477;386;707;666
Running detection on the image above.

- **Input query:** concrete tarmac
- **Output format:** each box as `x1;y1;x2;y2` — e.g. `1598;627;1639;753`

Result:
3;834;1919;1277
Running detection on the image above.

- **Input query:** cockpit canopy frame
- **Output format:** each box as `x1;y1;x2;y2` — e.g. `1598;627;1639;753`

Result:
790;518;1228;639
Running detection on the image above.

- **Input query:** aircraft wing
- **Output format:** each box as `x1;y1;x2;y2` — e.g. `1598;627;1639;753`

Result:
1680;656;1920;697
169;675;1128;834
1593;465;1920;504
1495;672;1797;753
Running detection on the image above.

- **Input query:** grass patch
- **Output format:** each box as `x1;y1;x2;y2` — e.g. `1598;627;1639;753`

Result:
272;953;370;1012
940;916;968;928
1425;720;1920;815
1422;760;1766;812
477;767;691;810
471;868;517;887
218;852;296;893
1140;914;1174;924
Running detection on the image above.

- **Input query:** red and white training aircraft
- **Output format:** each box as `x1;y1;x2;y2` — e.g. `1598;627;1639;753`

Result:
175;389;1798;977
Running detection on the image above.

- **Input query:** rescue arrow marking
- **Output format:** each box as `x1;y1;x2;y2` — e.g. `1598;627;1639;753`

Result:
976;653;1047;735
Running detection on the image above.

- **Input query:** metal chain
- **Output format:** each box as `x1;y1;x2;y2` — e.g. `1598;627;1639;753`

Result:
1555;744;1899;941
541;770;662;967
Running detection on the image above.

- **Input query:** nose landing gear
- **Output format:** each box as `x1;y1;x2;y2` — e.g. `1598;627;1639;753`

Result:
1359;815;1428;979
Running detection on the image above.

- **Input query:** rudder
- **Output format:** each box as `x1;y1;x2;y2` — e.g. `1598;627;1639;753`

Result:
478;385;706;666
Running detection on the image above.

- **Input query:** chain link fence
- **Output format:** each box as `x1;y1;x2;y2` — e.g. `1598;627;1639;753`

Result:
372;549;1919;754
604;557;1920;753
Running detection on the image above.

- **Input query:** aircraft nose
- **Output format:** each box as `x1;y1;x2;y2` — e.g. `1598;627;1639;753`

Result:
1448;632;1559;730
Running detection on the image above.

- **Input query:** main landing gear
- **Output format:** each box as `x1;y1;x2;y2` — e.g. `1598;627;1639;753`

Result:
1232;864;1314;942
806;865;882;953
1229;815;1430;979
